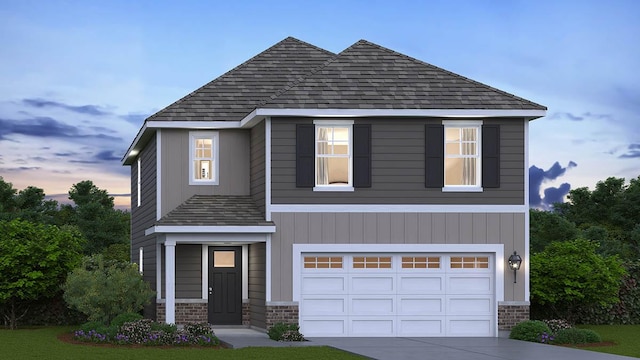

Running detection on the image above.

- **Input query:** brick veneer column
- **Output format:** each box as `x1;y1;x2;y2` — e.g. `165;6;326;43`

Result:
156;302;207;324
498;304;530;330
265;303;299;328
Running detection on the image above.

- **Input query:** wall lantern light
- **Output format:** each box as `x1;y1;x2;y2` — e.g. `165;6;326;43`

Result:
508;251;522;283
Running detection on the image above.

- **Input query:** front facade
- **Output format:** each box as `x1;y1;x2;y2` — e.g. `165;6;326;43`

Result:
123;37;545;337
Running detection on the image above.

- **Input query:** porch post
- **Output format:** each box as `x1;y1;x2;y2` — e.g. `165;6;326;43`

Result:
165;240;176;324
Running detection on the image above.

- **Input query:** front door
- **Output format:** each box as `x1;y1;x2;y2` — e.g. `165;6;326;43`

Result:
208;246;242;325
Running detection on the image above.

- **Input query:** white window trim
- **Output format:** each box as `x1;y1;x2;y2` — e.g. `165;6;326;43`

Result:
442;120;483;192
137;158;141;207
313;120;354;192
188;131;219;185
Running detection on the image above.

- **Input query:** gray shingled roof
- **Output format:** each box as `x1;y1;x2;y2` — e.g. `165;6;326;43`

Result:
156;195;274;227
261;40;545;110
146;37;545;123
147;37;335;122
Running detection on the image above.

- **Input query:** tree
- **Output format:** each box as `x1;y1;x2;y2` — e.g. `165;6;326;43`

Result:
63;255;154;324
0;177;17;217
530;238;626;322
0;219;84;329
530;209;578;253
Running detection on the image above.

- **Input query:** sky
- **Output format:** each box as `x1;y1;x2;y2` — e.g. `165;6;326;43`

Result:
0;0;638;210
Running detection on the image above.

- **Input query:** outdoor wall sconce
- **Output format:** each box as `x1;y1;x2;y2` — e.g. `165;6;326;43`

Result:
508;251;522;283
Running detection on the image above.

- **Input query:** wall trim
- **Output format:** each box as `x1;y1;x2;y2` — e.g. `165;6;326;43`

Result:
266;301;299;306
146;225;276;235
524;119;531;302
265;117;272;221
270;204;526;213
156;129;162;220
499;301;531;306
156;298;208;304
158;233;269;244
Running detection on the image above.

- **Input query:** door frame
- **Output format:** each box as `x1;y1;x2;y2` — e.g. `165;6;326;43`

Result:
208;246;243;325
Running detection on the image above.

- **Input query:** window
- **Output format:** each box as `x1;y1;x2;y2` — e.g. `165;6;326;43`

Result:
304;256;343;269
450;256;489;269
314;121;353;190
402;256;440;269
189;131;219;185
443;121;481;190
136;158;141;207
138;247;143;274
353;256;392;269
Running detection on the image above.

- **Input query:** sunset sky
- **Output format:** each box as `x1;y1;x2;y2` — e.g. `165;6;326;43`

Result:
1;0;638;209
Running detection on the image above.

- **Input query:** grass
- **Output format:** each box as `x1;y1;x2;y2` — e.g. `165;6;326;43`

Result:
575;325;640;358
0;326;364;360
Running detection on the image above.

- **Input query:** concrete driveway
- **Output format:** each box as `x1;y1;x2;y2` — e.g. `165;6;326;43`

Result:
308;336;637;360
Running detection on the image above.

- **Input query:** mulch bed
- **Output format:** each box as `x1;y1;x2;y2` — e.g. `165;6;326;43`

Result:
57;331;227;349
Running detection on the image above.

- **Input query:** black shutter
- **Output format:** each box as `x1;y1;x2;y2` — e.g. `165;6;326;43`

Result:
296;124;315;187
482;124;500;188
425;124;444;188
353;124;372;188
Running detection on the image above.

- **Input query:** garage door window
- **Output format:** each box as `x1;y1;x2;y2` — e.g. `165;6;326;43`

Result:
353;256;392;269
402;256;440;269
304;256;343;269
450;256;489;269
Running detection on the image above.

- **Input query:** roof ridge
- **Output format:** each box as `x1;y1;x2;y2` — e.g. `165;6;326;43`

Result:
147;37;335;122
351;39;546;110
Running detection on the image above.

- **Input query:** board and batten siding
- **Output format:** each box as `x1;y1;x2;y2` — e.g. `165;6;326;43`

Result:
250;121;266;214
160;244;202;299
270;117;525;204
160;129;251;218
131;134;158;293
270;212;526;302
249;242;266;328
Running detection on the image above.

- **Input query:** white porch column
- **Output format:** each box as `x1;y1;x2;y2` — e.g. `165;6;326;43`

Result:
165;240;176;324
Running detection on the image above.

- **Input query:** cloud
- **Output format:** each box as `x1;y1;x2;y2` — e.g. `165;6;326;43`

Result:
22;98;111;116
547;111;613;122
0;166;41;172
529;161;576;210
94;150;121;161
618;143;640;159
54;152;78;157
120;113;148;125
0;116;122;142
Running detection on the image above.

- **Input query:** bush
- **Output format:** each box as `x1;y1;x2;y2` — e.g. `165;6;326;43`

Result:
554;328;602;344
268;322;305;341
542;319;572;334
62;255;154;324
110;312;143;328
509;320;551;342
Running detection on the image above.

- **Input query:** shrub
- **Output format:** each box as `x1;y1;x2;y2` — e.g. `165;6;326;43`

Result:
542;319;572;334
268;322;305;341
110;312;143;328
184;323;213;336
554;328;602;344
62;255;154;324
509;320;551;342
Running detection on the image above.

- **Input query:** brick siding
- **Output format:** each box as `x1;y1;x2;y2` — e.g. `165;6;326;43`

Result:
498;304;530;330
265;304;299;328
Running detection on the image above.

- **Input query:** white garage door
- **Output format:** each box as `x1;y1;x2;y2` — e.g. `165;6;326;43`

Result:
299;254;495;337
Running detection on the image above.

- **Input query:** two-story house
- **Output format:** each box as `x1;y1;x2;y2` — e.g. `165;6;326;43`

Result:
122;37;546;337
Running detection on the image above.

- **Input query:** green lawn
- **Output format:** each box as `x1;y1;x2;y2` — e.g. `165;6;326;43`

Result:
576;325;640;358
0;327;363;360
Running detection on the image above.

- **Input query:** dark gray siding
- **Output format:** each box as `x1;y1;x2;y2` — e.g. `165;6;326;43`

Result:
249;242;266;328
250;121;266;214
160;244;202;299
271;117;525;205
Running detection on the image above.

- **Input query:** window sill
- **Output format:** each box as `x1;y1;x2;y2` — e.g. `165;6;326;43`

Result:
189;179;219;186
441;186;483;193
313;186;355;192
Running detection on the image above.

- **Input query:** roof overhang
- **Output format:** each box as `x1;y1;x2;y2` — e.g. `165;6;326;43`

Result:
122;107;546;165
145;225;276;236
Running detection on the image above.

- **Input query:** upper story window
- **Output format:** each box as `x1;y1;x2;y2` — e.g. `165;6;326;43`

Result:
189;131;219;185
443;121;481;191
315;120;353;191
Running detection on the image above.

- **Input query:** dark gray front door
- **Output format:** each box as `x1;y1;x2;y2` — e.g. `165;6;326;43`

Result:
208;246;242;325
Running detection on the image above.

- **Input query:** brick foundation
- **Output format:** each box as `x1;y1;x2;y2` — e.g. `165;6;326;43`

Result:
242;301;251;326
265;304;299;328
156;302;208;324
498;304;530;330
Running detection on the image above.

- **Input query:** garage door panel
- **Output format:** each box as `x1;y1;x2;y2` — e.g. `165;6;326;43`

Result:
350;318;395;336
301;297;346;315
446;296;493;315
398;275;444;294
301;276;346;294
447;275;492;294
350;276;395;294
398;296;444;315
301;318;345;336
398;316;445;336
447;316;493;336
350;295;395;315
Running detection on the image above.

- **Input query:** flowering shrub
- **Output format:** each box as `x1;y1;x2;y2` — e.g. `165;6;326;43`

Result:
542;319;572;334
267;322;305;341
73;319;219;346
539;332;555;344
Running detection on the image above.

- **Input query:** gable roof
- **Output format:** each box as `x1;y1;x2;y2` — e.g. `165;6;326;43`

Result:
261;40;545;110
147;37;335;122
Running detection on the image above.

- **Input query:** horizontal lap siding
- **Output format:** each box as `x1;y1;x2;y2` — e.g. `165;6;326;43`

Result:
249;243;266;328
250;121;266;214
131;135;158;292
270;117;524;204
161;244;202;299
270;212;525;302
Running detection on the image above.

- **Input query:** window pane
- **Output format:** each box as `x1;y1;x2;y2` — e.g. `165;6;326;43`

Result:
327;157;349;184
317;141;330;155
462;128;476;141
446;143;459;155
445;128;460;141
195;160;212;179
213;251;235;268
333;127;349;142
445;158;476;186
